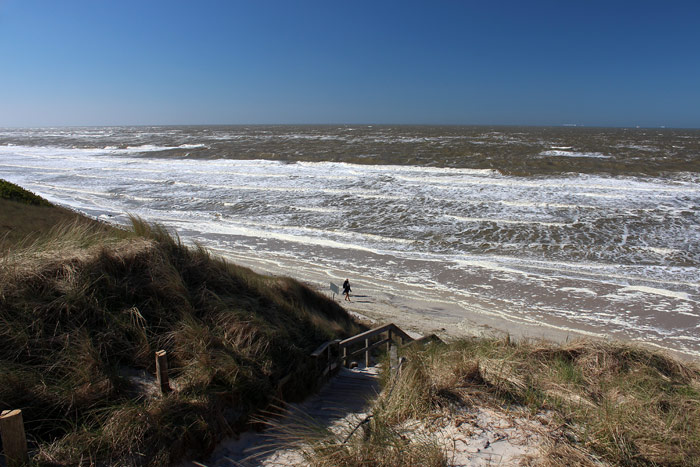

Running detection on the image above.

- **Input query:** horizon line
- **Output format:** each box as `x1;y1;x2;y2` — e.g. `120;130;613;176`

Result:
1;123;698;130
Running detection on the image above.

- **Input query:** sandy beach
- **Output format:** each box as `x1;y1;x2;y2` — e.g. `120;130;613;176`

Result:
213;245;695;361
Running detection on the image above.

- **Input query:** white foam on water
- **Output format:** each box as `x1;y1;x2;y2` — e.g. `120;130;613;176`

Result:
645;247;679;256
3;136;699;357
229;219;415;246
31;182;108;198
0;144;176;159
619;286;692;301
540;150;611;159
302;160;498;177
445;215;569;227
453;258;534;278
290;206;337;214
496;200;597;210
176;220;382;255
560;287;597;296
0;163;73;171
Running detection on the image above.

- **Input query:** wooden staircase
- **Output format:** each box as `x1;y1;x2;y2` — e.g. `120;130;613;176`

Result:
197;324;416;466
310;323;414;383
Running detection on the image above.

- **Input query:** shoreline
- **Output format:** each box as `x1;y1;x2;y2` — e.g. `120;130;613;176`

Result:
12;180;697;363
213;246;698;363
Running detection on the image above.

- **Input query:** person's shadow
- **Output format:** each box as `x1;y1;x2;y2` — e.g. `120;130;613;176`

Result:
349;294;372;303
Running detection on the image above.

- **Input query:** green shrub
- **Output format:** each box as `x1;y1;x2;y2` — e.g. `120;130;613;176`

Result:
0;179;53;206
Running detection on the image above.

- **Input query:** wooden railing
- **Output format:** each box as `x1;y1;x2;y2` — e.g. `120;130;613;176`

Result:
310;323;413;380
310;338;341;378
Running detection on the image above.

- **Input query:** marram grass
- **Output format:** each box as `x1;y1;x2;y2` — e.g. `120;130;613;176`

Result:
302;337;700;466
0;217;361;465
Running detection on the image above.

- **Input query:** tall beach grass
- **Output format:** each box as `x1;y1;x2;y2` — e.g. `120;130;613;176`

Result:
1;215;361;465
299;337;700;466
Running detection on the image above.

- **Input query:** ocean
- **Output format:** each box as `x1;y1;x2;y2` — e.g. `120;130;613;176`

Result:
1;125;699;357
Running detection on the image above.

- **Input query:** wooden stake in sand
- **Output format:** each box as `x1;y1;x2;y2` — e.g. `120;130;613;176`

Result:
365;338;370;367
0;409;28;467
155;350;171;393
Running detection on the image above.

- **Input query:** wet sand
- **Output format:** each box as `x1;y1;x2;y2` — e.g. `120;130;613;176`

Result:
213;246;697;362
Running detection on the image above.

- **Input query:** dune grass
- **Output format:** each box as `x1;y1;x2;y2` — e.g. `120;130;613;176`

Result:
0;215;362;465
1;179;114;250
301;337;700;466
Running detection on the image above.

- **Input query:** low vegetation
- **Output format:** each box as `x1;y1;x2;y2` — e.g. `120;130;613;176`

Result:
1;179;112;250
303;337;700;466
0;179;53;207
0;192;362;465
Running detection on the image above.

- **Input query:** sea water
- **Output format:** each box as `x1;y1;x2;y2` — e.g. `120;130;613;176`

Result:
1;126;699;356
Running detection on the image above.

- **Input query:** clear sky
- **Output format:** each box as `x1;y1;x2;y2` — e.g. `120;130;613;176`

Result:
1;0;699;128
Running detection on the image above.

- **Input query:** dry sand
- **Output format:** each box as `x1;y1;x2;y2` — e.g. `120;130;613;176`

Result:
184;367;552;467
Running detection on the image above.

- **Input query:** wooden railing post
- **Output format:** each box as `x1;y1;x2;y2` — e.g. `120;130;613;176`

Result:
365;338;370;367
319;324;414;371
326;344;332;375
155;350;171;393
389;345;398;376
1;409;28;467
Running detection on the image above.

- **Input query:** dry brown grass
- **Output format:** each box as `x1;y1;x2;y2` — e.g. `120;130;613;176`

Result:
301;336;700;466
0;217;362;465
0;179;115;251
390;338;700;465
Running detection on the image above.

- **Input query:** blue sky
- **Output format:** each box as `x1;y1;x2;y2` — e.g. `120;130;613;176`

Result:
1;0;699;127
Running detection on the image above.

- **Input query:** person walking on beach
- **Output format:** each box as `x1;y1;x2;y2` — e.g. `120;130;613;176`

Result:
343;278;351;301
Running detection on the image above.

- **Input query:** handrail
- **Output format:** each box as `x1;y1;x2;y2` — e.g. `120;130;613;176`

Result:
310;323;415;381
346;337;391;358
339;323;412;348
311;339;341;358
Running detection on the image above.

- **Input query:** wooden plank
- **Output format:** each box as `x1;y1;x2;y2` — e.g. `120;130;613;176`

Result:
387;324;413;343
339;324;394;347
339;323;414;348
0;409;28;467
348;338;391;358
311;339;340;358
320;361;341;378
365;338;370;367
155;350;171;394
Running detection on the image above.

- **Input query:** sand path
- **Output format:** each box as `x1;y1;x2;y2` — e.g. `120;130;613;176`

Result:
185;366;380;466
